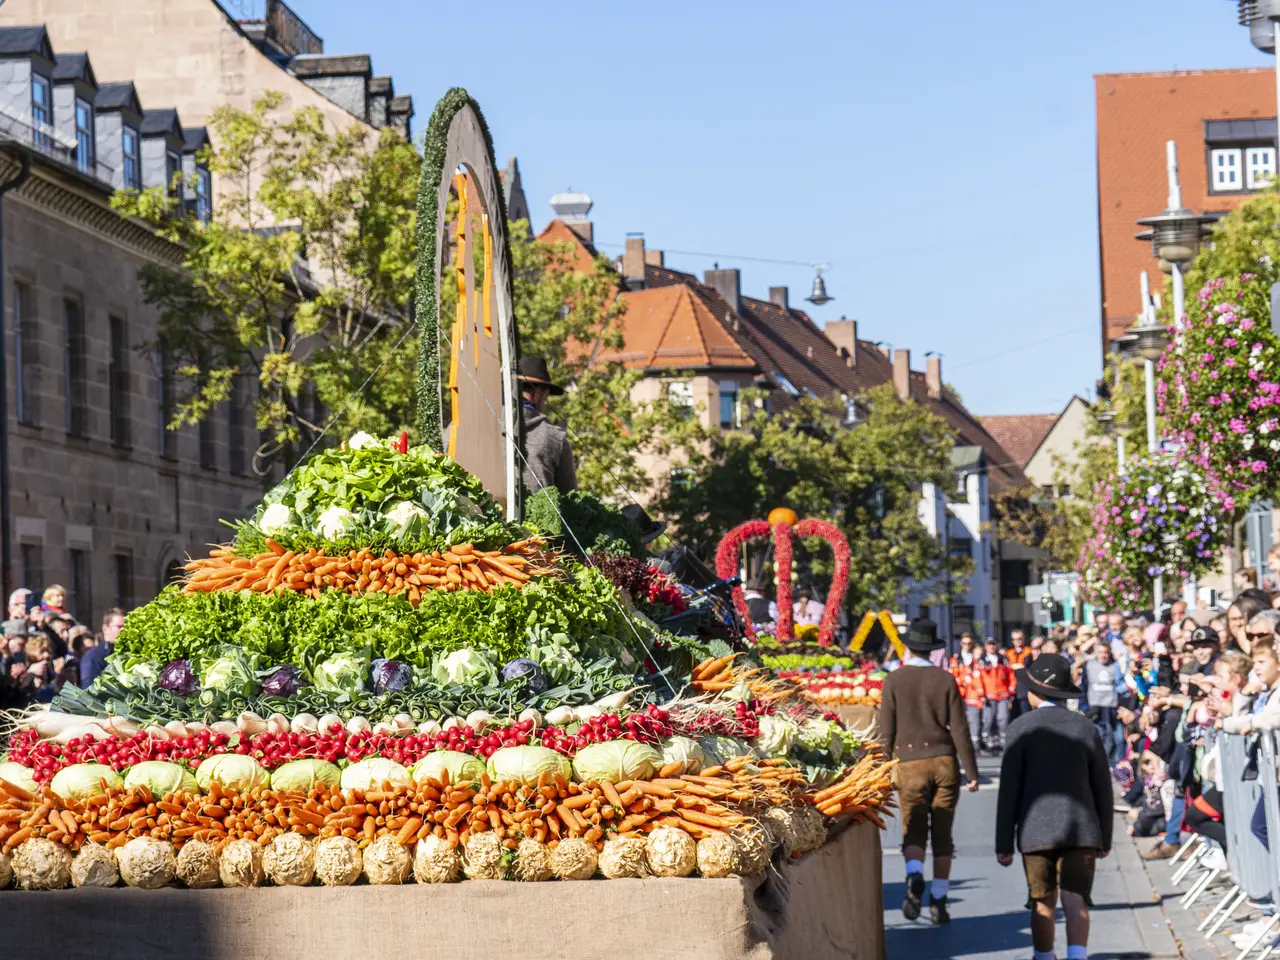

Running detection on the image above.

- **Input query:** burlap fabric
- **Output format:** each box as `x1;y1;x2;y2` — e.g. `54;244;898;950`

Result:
2;822;884;960
837;703;880;738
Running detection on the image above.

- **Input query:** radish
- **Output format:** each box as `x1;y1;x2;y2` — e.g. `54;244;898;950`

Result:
545;706;575;726
210;721;238;736
344;716;371;735
416;719;441;736
266;714;290;735
50;724;110;744
237;713;267;736
318;714;344;735
290;713;319;734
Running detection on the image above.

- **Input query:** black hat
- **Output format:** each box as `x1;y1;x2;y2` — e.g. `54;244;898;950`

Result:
517;356;564;395
1022;653;1082;700
903;618;945;654
1187;626;1220;648
620;504;666;544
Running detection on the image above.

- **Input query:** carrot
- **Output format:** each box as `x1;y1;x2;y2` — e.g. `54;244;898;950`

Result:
479;556;530;582
265;540;286;556
396;816;423;845
0;779;35;802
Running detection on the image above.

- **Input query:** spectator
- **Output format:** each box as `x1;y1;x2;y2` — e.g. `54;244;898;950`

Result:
1006;629;1033;717
742;580;773;628
792;584;825;628
40;584;67;616
1235;567;1259;595
1168;598;1187;626
1079;641;1124;766
1221;628;1280;851
1268;543;1280;590
44;614;74;661
17;634;55;704
1226;595;1267;655
78;607;124;689
1;588;31;636
979;638;1015;753
949;636;985;757
1104;611;1126;653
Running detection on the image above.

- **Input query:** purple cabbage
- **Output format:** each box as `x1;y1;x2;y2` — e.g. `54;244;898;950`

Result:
499;658;547;695
372;659;412;694
261;664;303;697
158;659;198;696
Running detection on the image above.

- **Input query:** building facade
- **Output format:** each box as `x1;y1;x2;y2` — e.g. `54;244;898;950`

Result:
1095;67;1276;353
0;25;259;624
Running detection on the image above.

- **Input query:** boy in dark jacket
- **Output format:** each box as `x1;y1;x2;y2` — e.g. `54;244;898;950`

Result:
995;653;1113;960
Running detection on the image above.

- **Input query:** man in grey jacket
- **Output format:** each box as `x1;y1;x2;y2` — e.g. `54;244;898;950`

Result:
996;653;1112;960
517;357;577;495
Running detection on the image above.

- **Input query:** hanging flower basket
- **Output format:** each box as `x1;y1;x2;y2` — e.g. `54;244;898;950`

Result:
1159;272;1280;502
1077;452;1230;609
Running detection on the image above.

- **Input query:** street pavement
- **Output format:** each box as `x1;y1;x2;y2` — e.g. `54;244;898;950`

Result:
882;755;1186;959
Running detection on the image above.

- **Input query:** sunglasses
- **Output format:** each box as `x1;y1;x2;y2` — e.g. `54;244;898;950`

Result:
1248;631;1275;640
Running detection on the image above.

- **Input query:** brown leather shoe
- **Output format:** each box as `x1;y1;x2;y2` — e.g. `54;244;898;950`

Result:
1140;841;1181;860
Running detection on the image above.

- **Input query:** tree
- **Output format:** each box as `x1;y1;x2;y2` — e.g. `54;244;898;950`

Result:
112;92;420;470
662;384;968;614
992;353;1150;569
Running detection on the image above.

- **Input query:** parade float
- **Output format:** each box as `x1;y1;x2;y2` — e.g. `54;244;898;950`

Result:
0;90;892;960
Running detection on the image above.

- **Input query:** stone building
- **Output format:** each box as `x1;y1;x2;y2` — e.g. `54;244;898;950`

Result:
0;24;260;624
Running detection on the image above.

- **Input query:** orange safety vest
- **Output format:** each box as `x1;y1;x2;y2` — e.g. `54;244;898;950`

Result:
1006;647;1032;668
979;656;1015;701
949;655;985;708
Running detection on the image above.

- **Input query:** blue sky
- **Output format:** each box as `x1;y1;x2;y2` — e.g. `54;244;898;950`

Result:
280;0;1272;416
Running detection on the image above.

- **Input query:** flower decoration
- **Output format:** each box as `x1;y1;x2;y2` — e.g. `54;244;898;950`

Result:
1160;272;1280;502
1077;452;1230;609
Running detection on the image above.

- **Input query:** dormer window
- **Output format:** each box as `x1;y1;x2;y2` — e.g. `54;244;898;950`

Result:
122;126;140;189
194;167;211;223
166;149;181;198
31;75;51;149
74;98;93;173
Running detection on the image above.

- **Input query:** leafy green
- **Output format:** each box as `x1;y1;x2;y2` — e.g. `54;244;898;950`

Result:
523;488;642;558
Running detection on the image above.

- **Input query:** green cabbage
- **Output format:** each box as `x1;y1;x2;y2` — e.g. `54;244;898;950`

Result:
431;648;496;686
658;736;705;775
111;661;159;691
123;761;199;796
751;715;798;758
340;757;411;791
199;646;260;696
50;763;123;799
486;746;572;786
798;719;845;763
312;650;370;694
194;755;269;792
411;751;485;785
697;736;750;766
270;759;342;793
0;761;37;794
571;740;662;783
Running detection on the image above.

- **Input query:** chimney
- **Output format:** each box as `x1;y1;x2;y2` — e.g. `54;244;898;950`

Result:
893;349;911;401
704;268;741;315
824;319;858;367
623;234;646;290
926;354;942;400
645;249;664;267
550;191;594;244
769;286;789;310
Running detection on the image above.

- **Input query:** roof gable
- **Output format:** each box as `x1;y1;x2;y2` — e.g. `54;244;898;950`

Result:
96;81;142;115
0;25;52;61
980;413;1061;471
52;52;95;87
141;108;183;139
602;285;756;370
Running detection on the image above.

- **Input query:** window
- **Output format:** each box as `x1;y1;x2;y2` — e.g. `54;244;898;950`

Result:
199;413;216;470
1211;148;1242;191
194;167;212;223
718;381;738;429
109;316;129;447
158;348;176;460
953;604;976;636
842;393;859;426
13;283;35;426
19;543;42;592
166;150;182;198
69;548;91;624
122;127;140;190
227;378;246;476
950;535;974;559
112;553;132;611
74;99;94;174
1001;559;1032;600
1247;146;1277;190
30;75;51;150
774;374;800;397
63;299;87;437
668;380;694;420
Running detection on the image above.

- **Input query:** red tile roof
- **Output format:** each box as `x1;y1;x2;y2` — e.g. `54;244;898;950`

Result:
980;414;1060;470
600;284;756;369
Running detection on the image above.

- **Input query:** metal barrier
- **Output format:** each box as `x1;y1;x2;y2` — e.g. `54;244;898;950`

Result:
1226;733;1272;902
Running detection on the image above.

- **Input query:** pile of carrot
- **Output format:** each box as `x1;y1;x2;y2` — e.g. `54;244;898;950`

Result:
807;751;898;828
690;654;801;703
182;538;560;605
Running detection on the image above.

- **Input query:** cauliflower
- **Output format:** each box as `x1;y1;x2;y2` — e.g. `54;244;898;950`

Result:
347;431;379;450
258;502;294;537
315;505;354;540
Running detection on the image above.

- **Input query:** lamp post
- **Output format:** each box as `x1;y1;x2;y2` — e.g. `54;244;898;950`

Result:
1230;0;1280;158
1093;377;1125;476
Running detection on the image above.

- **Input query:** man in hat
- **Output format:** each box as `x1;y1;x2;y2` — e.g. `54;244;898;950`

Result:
880;618;980;925
996;653;1112;960
517;357;577;495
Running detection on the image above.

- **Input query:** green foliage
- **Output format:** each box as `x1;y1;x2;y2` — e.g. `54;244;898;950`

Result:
663;384;963;613
116;569;626;670
523;487;642;558
112;92;420;468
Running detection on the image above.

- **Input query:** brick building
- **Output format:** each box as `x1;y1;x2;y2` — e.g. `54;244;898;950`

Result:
0;24;260;623
1095;67;1276;353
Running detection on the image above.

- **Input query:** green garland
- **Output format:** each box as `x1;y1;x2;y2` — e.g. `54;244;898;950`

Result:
413;88;515;452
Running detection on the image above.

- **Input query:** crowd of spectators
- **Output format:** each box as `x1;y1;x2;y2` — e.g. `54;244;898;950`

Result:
0;584;124;709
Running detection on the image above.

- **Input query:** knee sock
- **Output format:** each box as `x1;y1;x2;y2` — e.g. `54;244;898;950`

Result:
930;878;949;899
905;859;924;877
1033;952;1055;960
1066;947;1087;960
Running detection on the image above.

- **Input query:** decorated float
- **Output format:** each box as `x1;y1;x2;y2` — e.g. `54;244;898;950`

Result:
0;90;892;960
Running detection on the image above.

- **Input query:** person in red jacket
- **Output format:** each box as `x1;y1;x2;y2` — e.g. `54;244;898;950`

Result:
1005;629;1034;718
949;634;984;756
979;637;1016;753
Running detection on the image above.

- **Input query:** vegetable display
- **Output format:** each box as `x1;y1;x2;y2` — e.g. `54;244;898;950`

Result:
0;435;899;893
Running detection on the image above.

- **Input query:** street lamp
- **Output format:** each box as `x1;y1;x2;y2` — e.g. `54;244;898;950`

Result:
1229;0;1280;157
1093;376;1126;476
806;265;833;306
